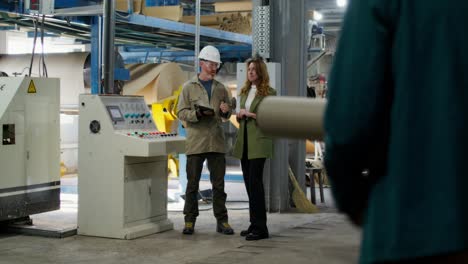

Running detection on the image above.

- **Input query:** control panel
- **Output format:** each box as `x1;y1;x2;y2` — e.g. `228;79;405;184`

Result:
99;96;179;140
78;94;185;240
102;96;155;130
120;131;178;140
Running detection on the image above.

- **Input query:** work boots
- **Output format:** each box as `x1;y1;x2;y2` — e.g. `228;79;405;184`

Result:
182;222;195;235
217;222;234;235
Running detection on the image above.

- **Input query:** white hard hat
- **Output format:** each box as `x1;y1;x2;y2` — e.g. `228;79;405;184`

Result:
198;45;221;64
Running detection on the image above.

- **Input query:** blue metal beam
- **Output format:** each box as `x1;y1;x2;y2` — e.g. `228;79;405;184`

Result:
145;0;180;6
120;50;251;58
120;46;167;52
114;68;130;81
120;50;251;61
120;44;251;56
123;56;197;64
125;14;252;45
0;2;20;13
54;0;98;9
122;51;193;58
27;31;59;38
90;16;101;94
0;26;16;30
217;45;252;52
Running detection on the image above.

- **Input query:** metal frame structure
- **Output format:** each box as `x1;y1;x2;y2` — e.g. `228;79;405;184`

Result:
0;1;253;93
0;5;252;47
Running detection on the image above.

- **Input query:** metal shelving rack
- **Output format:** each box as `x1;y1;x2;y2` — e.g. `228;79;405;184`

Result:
0;0;253;92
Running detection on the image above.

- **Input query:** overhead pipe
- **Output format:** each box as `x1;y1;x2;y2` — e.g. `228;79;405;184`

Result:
102;0;116;94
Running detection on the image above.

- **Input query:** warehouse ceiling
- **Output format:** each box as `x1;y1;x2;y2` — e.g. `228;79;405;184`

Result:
0;1;345;60
0;1;254;63
308;0;346;34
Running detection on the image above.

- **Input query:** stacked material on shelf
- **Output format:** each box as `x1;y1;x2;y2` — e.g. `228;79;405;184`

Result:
182;12;252;34
218;12;252;35
116;0;183;22
213;1;253;13
116;0;142;13
141;3;184;21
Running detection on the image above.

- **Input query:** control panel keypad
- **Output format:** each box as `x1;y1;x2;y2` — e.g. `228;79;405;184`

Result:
122;131;179;140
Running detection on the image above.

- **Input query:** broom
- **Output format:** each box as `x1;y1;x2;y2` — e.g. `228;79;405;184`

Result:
289;166;319;213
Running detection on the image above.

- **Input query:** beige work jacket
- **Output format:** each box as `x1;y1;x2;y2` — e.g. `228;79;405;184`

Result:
177;76;232;155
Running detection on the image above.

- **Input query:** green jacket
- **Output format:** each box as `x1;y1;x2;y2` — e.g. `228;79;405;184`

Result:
177;76;232;155
325;1;468;263
232;87;276;159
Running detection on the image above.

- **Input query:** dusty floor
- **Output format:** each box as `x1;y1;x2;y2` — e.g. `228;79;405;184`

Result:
0;179;362;264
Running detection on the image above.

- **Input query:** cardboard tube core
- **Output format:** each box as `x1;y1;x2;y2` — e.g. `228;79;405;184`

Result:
257;97;326;141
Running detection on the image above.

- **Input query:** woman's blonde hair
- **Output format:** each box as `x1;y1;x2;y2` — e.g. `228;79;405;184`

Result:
240;56;270;96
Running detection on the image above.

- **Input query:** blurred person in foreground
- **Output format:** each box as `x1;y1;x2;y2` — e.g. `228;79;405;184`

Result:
324;1;468;263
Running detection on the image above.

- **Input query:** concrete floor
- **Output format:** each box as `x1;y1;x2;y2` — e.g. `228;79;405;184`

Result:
0;179;362;264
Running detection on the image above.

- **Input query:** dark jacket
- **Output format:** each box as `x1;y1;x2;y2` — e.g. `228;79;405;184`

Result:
325;1;468;263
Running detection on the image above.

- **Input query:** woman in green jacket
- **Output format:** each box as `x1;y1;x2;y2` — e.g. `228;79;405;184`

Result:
232;57;276;241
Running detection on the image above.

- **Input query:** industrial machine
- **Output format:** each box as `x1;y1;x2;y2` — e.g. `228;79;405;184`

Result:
78;94;185;239
0;77;61;222
151;88;181;134
151;87;182;177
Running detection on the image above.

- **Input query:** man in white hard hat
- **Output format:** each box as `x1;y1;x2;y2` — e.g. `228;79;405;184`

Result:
177;45;234;235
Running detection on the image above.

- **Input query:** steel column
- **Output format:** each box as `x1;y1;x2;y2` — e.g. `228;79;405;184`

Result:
267;0;308;211
102;0;115;94
90;16;101;94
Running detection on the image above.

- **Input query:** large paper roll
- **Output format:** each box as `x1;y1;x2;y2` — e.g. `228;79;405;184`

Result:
0;54;188;108
256;97;326;141
0;53;89;108
123;63;188;104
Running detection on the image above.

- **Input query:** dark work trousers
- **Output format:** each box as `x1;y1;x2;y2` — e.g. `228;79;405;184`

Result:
241;124;268;235
184;152;228;223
